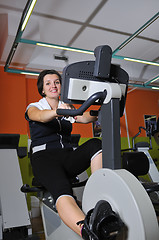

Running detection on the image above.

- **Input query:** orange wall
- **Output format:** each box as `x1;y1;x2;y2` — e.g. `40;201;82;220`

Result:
0;68;27;134
0;66;159;138
123;89;159;137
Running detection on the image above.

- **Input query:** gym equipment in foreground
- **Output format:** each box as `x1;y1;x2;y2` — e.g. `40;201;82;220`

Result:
22;45;159;240
0;134;32;240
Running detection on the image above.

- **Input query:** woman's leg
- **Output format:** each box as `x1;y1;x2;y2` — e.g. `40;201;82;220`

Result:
56;150;102;238
56;152;102;237
55;139;103;237
64;138;102;177
56;195;85;236
91;152;102;173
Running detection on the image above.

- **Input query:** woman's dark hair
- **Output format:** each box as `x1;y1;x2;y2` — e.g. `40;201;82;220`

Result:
37;69;62;97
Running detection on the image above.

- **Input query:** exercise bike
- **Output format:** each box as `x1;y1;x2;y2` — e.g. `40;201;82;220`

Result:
22;45;159;240
122;125;159;212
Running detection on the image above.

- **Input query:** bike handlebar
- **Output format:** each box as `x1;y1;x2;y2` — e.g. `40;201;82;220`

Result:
56;91;107;116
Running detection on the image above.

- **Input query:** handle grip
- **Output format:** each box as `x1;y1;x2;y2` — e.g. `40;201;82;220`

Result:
56;91;106;116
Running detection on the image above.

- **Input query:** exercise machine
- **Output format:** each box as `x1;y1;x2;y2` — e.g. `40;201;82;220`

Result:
0;134;32;240
132;126;159;182
22;45;159;240
153;117;159;145
123;125;159;207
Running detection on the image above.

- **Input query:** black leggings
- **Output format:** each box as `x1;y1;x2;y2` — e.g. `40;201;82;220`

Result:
31;138;102;202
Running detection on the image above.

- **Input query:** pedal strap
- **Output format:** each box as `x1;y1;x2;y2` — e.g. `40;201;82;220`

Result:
90;200;125;240
77;209;99;240
77;200;126;240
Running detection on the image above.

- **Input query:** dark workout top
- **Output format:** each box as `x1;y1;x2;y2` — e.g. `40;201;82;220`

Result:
25;98;75;153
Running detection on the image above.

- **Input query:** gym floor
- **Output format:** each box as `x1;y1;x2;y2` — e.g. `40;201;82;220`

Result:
31;216;45;240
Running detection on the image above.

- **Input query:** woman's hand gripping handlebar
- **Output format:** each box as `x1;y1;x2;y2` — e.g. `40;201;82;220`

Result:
56;91;107;117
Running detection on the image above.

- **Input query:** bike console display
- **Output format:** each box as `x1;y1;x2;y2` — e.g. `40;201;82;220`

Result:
60;45;129;117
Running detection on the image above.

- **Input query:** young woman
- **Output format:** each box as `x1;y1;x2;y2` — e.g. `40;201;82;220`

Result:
25;69;103;239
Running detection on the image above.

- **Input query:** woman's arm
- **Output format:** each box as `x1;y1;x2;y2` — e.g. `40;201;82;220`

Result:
74;111;97;124
27;107;58;123
27;103;75;123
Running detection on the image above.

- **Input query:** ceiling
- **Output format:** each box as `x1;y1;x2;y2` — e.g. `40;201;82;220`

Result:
0;0;159;89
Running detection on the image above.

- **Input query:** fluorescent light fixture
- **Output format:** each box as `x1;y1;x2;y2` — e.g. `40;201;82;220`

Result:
144;75;159;86
21;38;159;67
151;76;159;83
36;43;94;55
6;67;40;76
152;87;159;90
124;57;159;67
113;12;159;55
20;71;39;76
21;0;37;31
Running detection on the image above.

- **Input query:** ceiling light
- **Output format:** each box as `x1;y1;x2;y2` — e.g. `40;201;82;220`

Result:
113;12;159;55
124;57;159;66
21;38;159;68
20;71;39;76
152;87;159;90
36;43;94;55
21;0;37;31
6;68;40;76
144;75;159;86
151;76;159;83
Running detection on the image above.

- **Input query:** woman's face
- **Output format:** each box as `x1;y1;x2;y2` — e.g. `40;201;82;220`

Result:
43;74;61;99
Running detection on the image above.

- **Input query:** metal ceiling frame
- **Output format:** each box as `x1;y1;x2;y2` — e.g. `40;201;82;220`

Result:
4;0;159;90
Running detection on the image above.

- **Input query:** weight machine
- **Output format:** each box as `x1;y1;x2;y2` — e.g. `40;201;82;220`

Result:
0;134;32;240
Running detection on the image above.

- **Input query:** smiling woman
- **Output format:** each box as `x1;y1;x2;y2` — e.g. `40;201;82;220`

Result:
43;76;61;99
25;69;103;238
